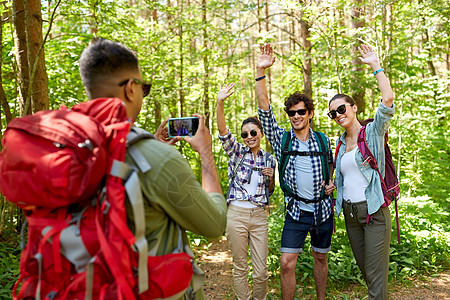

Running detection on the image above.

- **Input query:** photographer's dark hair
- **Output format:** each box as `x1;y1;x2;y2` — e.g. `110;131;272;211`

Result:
284;92;314;112
328;93;356;107
241;116;263;133
79;38;139;96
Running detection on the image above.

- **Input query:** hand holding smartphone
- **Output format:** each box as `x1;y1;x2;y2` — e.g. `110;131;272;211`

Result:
168;117;199;137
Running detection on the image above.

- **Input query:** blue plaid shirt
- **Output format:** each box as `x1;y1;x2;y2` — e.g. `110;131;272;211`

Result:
219;130;276;206
258;106;333;224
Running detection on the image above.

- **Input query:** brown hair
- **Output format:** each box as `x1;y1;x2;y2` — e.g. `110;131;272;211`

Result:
328;93;355;107
241;116;263;132
284;92;314;112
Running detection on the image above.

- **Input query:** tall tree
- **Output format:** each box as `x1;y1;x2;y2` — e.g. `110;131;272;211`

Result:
202;0;210;128
24;0;49;113
350;0;366;114
12;0;30;116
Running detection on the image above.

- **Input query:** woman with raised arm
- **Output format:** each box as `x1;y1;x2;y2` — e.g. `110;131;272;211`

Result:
329;44;395;300
216;83;276;300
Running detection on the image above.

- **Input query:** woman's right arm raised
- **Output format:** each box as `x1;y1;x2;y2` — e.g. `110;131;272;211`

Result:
216;83;235;136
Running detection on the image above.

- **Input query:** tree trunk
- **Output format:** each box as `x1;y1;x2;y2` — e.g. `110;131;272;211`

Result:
299;19;312;100
13;0;30;116
350;0;365;115
178;0;184;117
24;0;49;113
1;14;13;127
202;0;210;128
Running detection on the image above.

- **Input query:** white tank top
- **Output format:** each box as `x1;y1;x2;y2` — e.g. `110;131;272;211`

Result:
340;148;369;203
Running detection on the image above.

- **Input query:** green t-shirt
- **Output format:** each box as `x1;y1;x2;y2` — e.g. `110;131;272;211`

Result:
125;137;227;299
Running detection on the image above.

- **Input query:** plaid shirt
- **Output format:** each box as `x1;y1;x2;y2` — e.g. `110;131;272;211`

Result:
258;106;333;224
219;130;276;206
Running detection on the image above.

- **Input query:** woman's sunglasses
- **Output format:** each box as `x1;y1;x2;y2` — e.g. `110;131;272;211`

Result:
241;130;258;139
286;109;308;117
327;103;354;119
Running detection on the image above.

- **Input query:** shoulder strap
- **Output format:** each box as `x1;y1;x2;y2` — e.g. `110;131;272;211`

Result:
127;126;155;147
334;140;342;168
126;127;155;173
264;151;271;210
313;131;330;185
278;131;291;193
357;126;380;171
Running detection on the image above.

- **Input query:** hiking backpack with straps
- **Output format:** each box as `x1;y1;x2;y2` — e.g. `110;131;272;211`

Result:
278;131;330;212
0;98;194;299
334;118;401;243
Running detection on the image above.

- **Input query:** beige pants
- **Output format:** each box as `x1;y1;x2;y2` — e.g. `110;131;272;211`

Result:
226;205;268;300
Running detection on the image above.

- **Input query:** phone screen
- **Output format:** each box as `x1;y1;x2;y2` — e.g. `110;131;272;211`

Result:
168;117;199;137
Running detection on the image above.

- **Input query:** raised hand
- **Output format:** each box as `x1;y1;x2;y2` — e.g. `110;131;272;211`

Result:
217;83;235;102
358;44;380;68
257;44;276;70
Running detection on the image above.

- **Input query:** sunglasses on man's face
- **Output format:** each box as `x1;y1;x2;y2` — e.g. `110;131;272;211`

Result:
118;78;152;98
327;103;354;119
241;129;258;139
286;109;308;117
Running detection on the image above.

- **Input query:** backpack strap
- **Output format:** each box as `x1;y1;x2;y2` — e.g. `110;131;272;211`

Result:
109;159;149;293
264;151;271;212
357;126;387;192
313;131;330;185
278;131;291;197
126;127;155;173
334;140;342;168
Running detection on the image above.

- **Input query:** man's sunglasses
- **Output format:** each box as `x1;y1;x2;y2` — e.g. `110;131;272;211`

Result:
286;109;308;117
327;103;354;119
119;78;152;98
241;130;258;139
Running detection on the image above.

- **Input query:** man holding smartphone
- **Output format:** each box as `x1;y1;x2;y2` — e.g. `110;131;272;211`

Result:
255;44;335;300
79;38;227;299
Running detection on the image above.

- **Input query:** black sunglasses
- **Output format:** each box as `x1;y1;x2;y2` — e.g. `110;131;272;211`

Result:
327;103;354;119
241;130;258;139
119;78;152;98
286;109;308;117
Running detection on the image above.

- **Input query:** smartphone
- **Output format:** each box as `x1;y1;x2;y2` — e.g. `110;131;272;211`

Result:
168;117;199;137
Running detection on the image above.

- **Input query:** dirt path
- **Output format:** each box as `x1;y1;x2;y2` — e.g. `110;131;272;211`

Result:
196;237;450;299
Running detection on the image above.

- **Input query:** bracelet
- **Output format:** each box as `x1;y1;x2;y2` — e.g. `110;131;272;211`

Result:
373;68;384;75
255;75;266;81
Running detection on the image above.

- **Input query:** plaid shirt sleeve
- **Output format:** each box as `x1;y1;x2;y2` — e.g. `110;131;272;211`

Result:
257;106;286;160
218;129;241;160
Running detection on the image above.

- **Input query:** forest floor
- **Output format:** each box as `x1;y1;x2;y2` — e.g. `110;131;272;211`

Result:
196;236;450;300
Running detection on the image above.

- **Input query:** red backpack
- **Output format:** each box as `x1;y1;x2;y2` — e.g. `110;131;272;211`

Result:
335;119;401;243
0;98;193;299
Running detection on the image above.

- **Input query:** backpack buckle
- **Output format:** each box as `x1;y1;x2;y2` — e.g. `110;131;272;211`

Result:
78;139;93;151
362;157;371;167
102;200;111;214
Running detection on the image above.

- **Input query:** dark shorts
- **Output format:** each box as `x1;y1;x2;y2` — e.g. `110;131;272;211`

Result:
280;210;333;254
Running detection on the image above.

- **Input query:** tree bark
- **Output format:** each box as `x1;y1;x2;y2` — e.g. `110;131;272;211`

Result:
0;14;13;127
299;18;312;100
350;0;366;115
24;0;49;113
202;0;210;128
12;0;30;116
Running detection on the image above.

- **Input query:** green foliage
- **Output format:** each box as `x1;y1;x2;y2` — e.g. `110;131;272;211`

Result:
1;0;449;297
0;240;20;298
